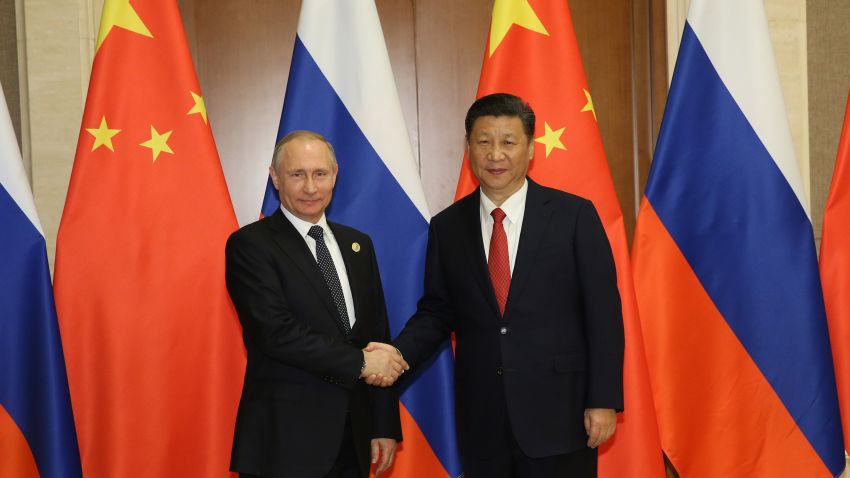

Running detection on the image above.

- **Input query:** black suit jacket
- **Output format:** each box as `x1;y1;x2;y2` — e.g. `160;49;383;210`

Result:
394;180;624;459
225;210;401;478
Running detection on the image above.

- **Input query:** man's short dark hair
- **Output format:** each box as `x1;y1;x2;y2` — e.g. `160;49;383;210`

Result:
464;93;535;140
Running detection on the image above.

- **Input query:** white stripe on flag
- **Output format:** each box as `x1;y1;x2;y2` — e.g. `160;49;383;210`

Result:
297;0;430;221
0;80;43;235
687;0;808;217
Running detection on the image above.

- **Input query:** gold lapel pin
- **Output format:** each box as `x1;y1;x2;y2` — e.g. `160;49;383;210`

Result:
352;242;361;253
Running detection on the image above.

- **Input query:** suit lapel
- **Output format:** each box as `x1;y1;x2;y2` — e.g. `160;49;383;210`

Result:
504;180;552;319
458;190;502;317
266;211;349;336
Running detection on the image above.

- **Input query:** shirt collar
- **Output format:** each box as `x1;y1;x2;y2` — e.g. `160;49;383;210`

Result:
480;179;528;224
280;206;331;239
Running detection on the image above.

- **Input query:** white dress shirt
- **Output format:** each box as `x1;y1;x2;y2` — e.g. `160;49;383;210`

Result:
479;179;528;274
281;207;357;328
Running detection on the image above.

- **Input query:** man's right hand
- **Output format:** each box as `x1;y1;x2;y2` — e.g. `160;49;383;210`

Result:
361;342;409;387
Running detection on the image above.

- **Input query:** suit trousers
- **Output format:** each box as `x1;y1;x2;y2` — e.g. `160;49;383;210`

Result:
462;426;597;477
461;382;598;478
239;416;362;478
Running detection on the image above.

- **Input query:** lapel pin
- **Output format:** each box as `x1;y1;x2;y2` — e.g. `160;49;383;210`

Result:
352;242;361;253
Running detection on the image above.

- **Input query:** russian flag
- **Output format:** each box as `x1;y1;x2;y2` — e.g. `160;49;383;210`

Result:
260;1;462;476
0;82;81;476
632;1;845;476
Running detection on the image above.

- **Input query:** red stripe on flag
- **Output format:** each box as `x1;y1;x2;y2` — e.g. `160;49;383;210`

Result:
633;200;831;477
820;90;850;450
379;402;450;478
0;404;39;478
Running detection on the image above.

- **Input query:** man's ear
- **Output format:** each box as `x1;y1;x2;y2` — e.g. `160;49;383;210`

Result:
269;165;280;190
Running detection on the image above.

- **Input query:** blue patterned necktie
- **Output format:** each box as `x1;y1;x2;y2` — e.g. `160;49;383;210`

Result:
307;225;351;334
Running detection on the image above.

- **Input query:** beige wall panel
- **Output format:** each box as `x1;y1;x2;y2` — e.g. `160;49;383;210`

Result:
23;0;99;269
666;0;689;80
1;0;21;153
765;0;809;205
808;0;850;243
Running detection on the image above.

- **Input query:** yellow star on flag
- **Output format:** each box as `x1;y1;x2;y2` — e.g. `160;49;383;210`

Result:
535;121;566;158
580;89;597;121
489;0;549;57
86;116;121;152
187;91;208;124
139;126;174;162
96;0;153;52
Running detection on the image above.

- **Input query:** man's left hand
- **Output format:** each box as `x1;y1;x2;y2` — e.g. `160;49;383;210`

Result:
371;438;398;475
584;408;617;448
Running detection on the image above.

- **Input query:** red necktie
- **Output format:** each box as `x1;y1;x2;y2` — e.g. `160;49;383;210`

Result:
488;208;511;315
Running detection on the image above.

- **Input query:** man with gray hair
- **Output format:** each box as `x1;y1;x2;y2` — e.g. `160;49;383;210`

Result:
226;130;406;478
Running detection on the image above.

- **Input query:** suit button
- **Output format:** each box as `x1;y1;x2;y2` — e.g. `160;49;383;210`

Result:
500;327;507;335
496;367;503;375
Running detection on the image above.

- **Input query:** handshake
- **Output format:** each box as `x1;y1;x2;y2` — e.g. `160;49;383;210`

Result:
360;342;409;387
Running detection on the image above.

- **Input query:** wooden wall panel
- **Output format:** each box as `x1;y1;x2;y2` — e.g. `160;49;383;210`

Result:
413;0;492;215
571;0;637;234
191;0;421;225
375;0;419;166
192;0;297;226
190;0;666;234
571;0;666;237
633;0;669;209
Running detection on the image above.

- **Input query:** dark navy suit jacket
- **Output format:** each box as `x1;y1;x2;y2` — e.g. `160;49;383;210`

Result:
395;179;623;459
225;210;401;478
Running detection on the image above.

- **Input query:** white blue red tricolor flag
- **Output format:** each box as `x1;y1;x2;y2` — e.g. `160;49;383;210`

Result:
632;1;845;476
0;81;81;476
260;1;462;476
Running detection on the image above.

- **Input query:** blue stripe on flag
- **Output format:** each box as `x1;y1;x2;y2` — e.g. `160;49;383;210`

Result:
262;36;462;476
645;23;844;474
0;183;81;477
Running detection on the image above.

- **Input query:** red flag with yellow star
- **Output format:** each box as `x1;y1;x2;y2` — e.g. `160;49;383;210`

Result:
456;1;664;476
54;1;245;476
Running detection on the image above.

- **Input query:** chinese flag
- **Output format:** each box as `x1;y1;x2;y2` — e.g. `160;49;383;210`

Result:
53;1;245;476
456;1;664;476
820;91;850;451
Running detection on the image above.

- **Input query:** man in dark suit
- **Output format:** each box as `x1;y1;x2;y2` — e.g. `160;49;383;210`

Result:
370;93;624;477
226;130;406;478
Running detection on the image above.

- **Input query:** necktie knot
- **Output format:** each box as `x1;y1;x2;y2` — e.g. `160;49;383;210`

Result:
307;225;324;241
491;208;506;224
